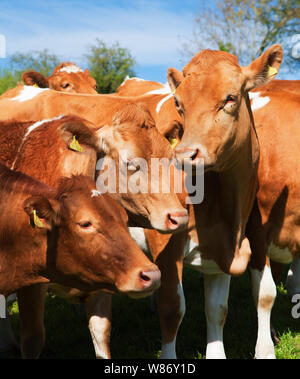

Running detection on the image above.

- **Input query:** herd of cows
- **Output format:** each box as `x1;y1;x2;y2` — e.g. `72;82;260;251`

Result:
0;43;299;359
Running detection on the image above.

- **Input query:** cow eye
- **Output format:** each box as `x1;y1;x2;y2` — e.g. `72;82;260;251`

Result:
79;221;92;228
61;83;70;89
225;95;236;104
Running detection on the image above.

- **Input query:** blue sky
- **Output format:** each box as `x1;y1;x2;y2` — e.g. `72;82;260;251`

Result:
0;0;298;82
0;0;202;83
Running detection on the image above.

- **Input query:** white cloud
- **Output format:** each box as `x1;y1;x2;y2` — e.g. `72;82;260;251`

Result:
1;1;195;67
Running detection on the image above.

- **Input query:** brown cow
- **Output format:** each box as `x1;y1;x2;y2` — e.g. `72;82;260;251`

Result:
22;62;97;94
0;108;186;358
0;164;161;354
159;44;283;359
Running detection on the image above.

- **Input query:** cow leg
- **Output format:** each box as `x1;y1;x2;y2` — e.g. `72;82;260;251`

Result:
0;309;19;352
18;283;48;359
250;260;276;359
85;291;112;359
286;256;300;299
204;273;230;359
153;234;186;359
157;272;185;359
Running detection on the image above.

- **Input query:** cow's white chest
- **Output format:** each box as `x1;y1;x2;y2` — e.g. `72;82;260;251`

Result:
268;242;293;264
183;238;222;274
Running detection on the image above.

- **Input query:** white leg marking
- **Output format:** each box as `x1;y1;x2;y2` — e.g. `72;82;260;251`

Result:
85;292;111;359
250;265;276;359
204;273;230;359
88;315;110;359
160;283;185;359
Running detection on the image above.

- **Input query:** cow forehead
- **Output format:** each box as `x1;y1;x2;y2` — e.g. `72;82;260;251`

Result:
179;67;243;100
58;65;83;74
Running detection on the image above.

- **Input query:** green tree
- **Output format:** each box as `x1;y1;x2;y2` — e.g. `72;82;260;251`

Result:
0;49;59;95
85;39;136;93
181;0;300;67
8;49;59;77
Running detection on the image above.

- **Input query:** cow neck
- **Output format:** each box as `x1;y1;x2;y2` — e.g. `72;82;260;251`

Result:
190;118;259;276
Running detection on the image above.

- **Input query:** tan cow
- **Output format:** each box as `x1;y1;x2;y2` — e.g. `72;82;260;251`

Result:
116;76;166;96
157;44;283;359
246;88;300;339
255;79;300;96
22;62;97;94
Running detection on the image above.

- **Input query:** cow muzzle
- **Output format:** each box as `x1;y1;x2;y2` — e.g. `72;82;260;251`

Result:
119;264;161;299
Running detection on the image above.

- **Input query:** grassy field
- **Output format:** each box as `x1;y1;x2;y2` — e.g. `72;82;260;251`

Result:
0;267;299;359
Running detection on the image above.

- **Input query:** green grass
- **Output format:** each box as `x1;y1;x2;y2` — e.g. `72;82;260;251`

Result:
0;267;299;359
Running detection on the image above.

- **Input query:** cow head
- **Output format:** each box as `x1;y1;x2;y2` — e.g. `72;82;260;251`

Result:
22;62;97;94
167;44;283;171
95;103;188;232
23;176;161;297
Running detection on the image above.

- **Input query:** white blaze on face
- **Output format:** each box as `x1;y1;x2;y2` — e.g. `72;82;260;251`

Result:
249;91;270;111
58;65;83;74
10;85;49;102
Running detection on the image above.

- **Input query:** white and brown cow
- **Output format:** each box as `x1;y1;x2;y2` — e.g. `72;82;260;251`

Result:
22;62;97;94
161;44;283;359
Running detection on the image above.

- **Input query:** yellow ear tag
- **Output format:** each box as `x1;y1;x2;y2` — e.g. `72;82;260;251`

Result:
69;136;83;152
33;210;44;228
168;137;178;150
172;89;176;95
268;66;278;77
33;83;39;88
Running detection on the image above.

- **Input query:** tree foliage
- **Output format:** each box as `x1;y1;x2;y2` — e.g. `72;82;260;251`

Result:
181;0;300;68
85;38;136;93
0;49;60;95
9;49;60;77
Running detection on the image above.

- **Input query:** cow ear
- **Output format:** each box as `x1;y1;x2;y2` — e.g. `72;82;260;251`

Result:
85;68;91;75
242;44;283;91
23;196;60;230
167;68;184;93
22;71;49;88
59;119;98;152
95;125;113;154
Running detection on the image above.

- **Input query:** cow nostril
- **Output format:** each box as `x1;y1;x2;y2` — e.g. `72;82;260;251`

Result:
190;149;200;161
167;214;178;226
140;272;151;282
